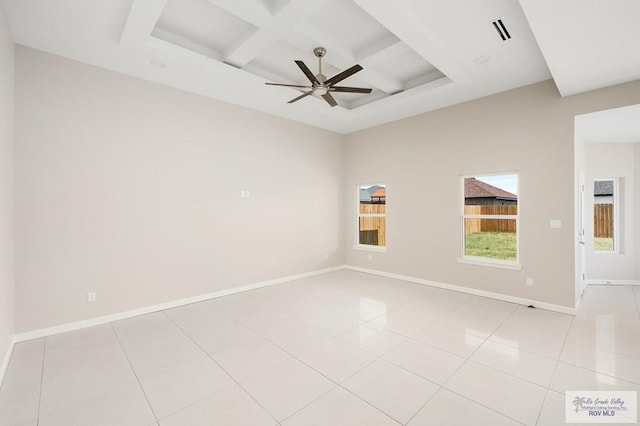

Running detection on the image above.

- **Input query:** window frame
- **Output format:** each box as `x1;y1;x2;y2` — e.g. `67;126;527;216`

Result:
457;172;522;271
354;183;387;253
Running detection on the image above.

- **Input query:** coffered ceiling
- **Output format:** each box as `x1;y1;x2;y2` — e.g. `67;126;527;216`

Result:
4;0;640;134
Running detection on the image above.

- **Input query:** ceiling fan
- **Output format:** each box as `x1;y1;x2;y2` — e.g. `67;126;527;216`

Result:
265;47;372;107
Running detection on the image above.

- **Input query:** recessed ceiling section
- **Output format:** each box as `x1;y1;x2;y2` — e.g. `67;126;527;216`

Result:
144;0;452;111
296;0;398;56
366;44;446;92
152;0;257;61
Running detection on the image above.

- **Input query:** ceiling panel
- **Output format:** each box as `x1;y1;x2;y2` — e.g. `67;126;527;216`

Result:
295;0;398;56
153;0;257;56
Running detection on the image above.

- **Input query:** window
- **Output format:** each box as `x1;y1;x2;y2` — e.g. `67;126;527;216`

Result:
593;178;617;252
357;184;386;251
459;173;520;269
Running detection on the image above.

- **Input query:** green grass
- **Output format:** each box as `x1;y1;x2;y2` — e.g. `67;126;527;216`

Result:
465;232;517;260
594;237;613;251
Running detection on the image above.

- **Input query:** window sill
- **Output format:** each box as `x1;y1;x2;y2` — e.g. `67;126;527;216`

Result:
353;245;387;253
456;257;522;271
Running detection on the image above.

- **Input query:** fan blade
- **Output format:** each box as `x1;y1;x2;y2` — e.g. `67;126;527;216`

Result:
288;91;313;104
266;82;312;89
325;64;363;85
295;60;319;84
321;93;338;107
330;86;372;93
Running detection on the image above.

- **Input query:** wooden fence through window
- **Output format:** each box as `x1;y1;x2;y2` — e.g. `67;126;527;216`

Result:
359;203;386;246
594;204;613;238
464;205;517;235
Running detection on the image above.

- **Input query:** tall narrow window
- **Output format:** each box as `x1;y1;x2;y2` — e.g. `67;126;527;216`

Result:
460;174;519;267
593;179;615;252
357;184;386;250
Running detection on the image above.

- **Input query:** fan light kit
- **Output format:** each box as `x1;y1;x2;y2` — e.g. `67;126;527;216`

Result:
266;47;372;107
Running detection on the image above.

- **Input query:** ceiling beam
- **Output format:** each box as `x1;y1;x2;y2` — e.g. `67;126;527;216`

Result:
220;0;326;67
120;0;168;48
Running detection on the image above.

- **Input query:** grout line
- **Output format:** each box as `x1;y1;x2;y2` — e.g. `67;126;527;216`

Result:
436;303;545;425
110;323;159;424
184;296;404;424
432;386;528;425
162;310;282;425
534;305;578;425
35;337;46;426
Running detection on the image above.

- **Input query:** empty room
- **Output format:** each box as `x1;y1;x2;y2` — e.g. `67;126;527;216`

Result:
1;0;640;425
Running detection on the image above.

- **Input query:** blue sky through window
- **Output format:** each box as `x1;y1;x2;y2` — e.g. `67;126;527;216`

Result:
476;174;518;195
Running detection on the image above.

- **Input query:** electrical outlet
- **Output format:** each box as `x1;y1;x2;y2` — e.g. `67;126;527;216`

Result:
526;278;533;287
87;291;97;302
368;254;373;261
324;253;329;260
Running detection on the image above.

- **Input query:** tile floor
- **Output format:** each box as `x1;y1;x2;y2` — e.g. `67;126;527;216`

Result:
1;270;639;425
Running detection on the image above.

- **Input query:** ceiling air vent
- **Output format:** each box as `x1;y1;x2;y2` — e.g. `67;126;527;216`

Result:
492;18;511;41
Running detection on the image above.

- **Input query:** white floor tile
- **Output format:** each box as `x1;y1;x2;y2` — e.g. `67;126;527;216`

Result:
303;310;364;336
281;386;400;426
408;389;520;426
39;354;139;416
43;325;126;383
338;324;407;357
113;315;212;379
342;359;440;424
213;337;290;380
560;341;640;384
383;339;465;384
141;358;236;419
535;390;566;426
298;338;377;382
565;323;640;359
369;307;441;337
0;383;40;426
445;362;547;425
413;323;486;358
331;299;390;321
37;383;155;426
470;339;558;387
158;384;276;426
435;298;518;339
239;358;335;421
550;361;640;393
488;305;572;359
499;305;573;340
260;320;332;355
489;322;567;360
0;339;44;392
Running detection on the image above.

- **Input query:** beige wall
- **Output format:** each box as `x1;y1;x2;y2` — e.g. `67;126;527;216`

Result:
14;47;345;333
344;79;640;309
0;5;15;368
585;143;636;281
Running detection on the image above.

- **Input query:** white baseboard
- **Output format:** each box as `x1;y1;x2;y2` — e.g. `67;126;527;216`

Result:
345;265;577;315
586;279;640;286
13;263;580;344
13;265;345;343
0;338;16;389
